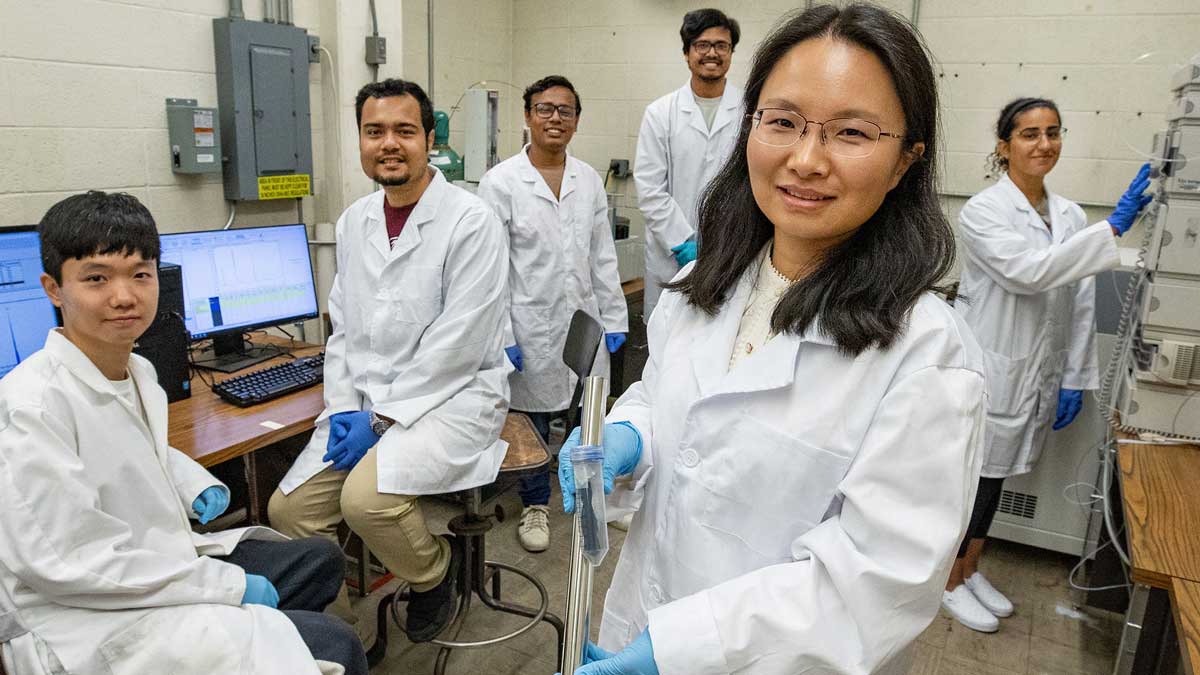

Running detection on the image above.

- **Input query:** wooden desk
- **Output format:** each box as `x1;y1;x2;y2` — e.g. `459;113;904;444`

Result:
1171;577;1200;675
1118;440;1200;588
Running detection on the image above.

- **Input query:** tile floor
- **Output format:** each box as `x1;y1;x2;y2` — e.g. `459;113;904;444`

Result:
349;472;1124;675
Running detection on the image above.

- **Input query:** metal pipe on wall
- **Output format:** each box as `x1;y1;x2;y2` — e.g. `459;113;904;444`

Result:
228;0;244;19
911;0;921;25
263;0;275;23
282;0;293;26
427;0;435;101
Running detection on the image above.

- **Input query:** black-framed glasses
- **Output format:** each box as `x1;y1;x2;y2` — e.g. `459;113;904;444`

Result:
691;40;732;55
531;103;577;120
749;108;904;159
1013;127;1066;142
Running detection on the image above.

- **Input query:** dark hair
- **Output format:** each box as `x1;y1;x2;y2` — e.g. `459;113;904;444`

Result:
38;191;160;284
523;75;582;115
680;8;741;53
668;3;954;357
986;97;1061;177
355;78;435;135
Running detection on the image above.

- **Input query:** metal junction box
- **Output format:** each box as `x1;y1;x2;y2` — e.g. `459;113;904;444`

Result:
213;18;314;201
166;98;221;174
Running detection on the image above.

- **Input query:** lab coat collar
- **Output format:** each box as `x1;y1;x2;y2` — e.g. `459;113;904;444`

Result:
679;81;741;137
688;261;834;399
42;329;169;453
363;167;450;262
998;173;1072;240
517;144;578;204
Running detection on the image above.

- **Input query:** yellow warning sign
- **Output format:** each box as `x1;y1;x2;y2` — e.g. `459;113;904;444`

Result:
257;174;311;200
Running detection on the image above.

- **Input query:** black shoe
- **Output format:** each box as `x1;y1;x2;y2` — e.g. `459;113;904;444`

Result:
405;535;461;642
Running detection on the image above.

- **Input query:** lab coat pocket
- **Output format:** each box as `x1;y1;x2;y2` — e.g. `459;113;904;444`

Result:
99;605;246;674
389;265;443;324
511;304;554;359
982;350;1032;416
700;418;851;564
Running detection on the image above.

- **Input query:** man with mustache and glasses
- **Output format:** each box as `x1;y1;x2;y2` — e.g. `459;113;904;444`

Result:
268;79;510;645
634;8;743;322
477;76;628;553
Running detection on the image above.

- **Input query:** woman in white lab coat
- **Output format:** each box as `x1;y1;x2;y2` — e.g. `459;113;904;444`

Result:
942;98;1153;632
557;5;988;674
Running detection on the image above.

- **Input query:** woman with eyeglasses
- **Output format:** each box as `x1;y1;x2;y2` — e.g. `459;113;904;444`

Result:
943;98;1152;633
556;5;988;674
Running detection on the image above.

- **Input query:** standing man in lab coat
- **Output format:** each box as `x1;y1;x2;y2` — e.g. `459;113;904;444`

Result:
268;79;510;643
477;75;629;553
635;8;743;320
0;191;364;675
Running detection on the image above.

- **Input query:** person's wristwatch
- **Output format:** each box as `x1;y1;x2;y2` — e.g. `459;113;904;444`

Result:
369;411;393;436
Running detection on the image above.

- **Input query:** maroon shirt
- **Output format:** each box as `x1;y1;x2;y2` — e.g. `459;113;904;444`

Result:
383;199;417;247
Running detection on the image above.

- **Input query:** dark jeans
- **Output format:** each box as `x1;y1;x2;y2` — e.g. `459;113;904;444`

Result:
515;410;555;507
217;538;368;675
957;477;1006;559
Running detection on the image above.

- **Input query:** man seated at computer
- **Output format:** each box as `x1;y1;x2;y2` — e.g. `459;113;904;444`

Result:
0;191;366;675
268;78;510;643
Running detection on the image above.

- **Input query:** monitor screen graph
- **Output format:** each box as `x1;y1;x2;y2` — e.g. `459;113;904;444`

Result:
159;223;319;341
0;227;59;379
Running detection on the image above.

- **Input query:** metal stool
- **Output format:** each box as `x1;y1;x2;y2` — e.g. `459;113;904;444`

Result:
366;413;565;672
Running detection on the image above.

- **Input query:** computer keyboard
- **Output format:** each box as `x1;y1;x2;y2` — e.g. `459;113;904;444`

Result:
212;352;325;407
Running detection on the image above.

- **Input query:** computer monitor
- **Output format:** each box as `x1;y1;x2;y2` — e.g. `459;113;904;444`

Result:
0;226;60;379
159;223;319;372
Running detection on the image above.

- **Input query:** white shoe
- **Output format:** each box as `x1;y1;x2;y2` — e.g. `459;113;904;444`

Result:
518;505;550;552
964;572;1014;617
942;585;999;633
610;513;633;532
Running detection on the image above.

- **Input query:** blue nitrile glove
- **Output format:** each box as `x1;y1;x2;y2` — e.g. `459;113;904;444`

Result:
558;421;643;513
605;333;627;354
1052;388;1084;431
670;239;697;267
562;629;658;675
322;411;380;471
1109;163;1154;236
241;574;279;608
505;345;524;372
191;486;229;525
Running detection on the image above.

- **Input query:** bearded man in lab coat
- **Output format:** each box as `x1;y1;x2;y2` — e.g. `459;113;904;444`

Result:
268;79;510;644
635;8;743;320
477;75;629;553
0;191;364;675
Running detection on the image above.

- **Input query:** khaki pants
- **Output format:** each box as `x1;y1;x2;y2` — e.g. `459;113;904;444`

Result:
267;448;451;595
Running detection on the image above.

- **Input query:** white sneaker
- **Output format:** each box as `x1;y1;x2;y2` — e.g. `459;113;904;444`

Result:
518;505;550;552
942;585;999;633
964;572;1014;617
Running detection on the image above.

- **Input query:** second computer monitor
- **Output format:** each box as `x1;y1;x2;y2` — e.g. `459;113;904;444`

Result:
0;226;59;379
160;223;319;371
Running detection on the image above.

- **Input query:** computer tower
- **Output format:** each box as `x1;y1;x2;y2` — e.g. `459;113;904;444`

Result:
134;262;191;402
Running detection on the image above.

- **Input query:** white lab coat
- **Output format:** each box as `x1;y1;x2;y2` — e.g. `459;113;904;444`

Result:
0;330;334;675
477;147;629;412
956;174;1120;478
600;264;988;675
280;169;510;496
634;82;743;319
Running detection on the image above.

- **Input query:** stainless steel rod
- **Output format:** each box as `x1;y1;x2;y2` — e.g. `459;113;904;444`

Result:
562;374;608;674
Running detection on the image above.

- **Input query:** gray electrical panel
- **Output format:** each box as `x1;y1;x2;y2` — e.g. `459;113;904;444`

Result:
166;98;221;174
213;18;314;201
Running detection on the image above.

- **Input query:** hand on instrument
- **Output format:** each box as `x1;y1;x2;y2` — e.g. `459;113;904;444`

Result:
505;344;524;372
558;421;643;513
670;239;697;267
1052;388;1084;430
565;629;659;675
1108;163;1154;236
191;486;229;525
605;333;627;354
241;574;280;608
322;411;380;471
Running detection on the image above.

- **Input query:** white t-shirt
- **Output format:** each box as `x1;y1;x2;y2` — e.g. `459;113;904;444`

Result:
111;372;150;428
695;94;722;130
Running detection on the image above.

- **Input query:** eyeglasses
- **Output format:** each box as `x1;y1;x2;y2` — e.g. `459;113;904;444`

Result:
531;103;577;120
691;40;732;55
749;108;904;159
1012;127;1066;143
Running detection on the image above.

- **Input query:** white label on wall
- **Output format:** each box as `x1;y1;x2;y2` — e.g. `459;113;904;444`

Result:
197;153;215;164
194;131;215;147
